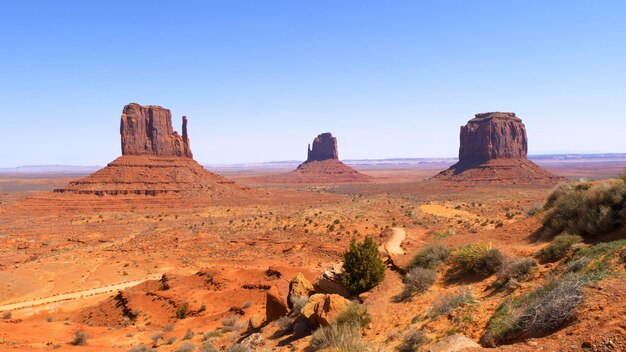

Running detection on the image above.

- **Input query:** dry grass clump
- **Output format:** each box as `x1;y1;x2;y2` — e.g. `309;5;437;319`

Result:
310;323;365;351
70;330;88;346
335;303;372;328
540;233;583;262
176;343;196;352
408;242;451;270
496;257;537;285
221;315;243;332
542;179;626;238
396;328;430;352
400;267;436;300
482;275;584;345
426;289;476;318
453;243;503;276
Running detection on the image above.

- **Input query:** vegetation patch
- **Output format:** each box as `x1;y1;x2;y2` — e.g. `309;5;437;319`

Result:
427;289;476;318
342;236;386;294
453;243;503;276
540;233;583;262
408;242;451;270
400;267;436;300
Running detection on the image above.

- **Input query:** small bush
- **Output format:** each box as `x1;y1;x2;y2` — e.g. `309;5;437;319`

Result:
483;276;584;345
310;323;365;351
342;236;386;294
564;257;590;274
2;311;11;319
183;329;195;340
335;303;371;328
151;331;163;345
400;267;436;300
541;180;626;238
454;243;503;276
427;290;475;318
70;330;88;346
408;242;451;270
221;315;241;332
166;337;177;345
541;233;583;262
226;344;251;352
176;343;196;352
128;344;154;352
274;316;293;335
176;303;190;319
496;257;537;283
397;329;430;352
199;342;219;352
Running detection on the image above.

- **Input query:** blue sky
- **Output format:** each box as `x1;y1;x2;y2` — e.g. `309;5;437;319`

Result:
1;1;625;167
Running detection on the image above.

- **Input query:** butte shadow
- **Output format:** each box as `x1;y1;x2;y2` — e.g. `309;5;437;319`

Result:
434;112;562;185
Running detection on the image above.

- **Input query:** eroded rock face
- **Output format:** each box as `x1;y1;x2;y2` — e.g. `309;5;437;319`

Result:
306;132;338;162
459;112;527;163
120;103;193;158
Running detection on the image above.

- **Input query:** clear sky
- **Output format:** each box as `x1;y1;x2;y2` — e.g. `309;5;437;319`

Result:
1;1;625;167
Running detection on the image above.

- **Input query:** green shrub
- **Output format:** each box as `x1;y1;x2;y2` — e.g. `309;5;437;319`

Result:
310;323;365;351
176;303;190;319
496;257;537;284
342;236;386;294
541;233;583;262
426;290;475;318
541;180;626;238
400;267;436;300
397;329;430;352
454;243;503;276
408;243;451;270
482;276;584;345
335;303;371;328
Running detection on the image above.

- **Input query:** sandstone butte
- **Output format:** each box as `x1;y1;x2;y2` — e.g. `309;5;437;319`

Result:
434;112;561;184
54;103;247;197
289;132;371;183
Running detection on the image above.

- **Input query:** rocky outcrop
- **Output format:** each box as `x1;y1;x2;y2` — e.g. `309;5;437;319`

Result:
120;103;192;158
459;112;527;163
265;286;289;321
306;133;338;162
434;112;561;184
300;294;351;326
289;273;315;302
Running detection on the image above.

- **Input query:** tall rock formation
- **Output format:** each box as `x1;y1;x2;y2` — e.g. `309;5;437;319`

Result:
55;103;247;197
435;112;560;184
306;133;339;162
120;103;192;158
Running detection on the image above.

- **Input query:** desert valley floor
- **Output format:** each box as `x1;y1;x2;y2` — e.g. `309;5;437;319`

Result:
1;160;626;351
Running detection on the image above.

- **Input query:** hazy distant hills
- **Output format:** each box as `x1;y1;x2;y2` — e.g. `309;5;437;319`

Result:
1;154;625;174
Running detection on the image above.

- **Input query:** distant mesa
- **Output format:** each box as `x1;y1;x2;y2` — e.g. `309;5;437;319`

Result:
287;132;371;183
55;103;246;197
434;112;561;184
306;132;339;162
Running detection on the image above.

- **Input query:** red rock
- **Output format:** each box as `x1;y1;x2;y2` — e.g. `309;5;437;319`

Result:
435;112;561;184
307;132;338;162
120;103;192;158
265;286;288;322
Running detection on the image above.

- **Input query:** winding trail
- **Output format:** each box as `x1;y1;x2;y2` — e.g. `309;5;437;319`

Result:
0;274;161;312
380;227;407;256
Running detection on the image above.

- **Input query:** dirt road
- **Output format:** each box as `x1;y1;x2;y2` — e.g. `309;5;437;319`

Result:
0;274;161;312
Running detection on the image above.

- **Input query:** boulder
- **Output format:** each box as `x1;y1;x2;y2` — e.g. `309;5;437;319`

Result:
313;266;351;298
301;294;351;326
265;286;288;321
289;272;315;301
428;334;480;352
